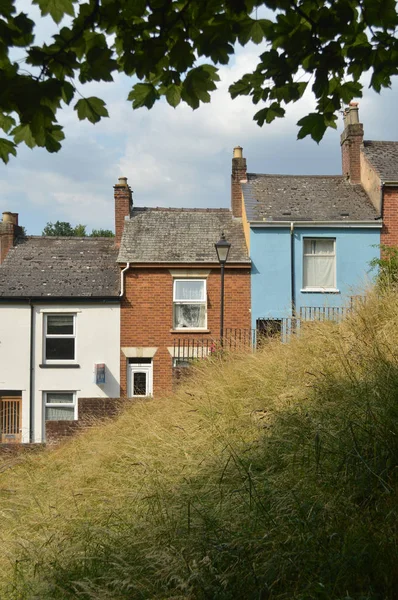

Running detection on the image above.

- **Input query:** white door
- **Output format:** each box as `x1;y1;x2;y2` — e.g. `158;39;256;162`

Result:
128;362;153;397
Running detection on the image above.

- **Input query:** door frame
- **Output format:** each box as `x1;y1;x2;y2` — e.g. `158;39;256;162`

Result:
127;361;153;398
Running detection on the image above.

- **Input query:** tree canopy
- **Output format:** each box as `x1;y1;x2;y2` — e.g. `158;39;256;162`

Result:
42;221;114;237
1;0;398;163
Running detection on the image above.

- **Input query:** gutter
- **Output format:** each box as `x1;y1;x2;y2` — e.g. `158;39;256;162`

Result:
119;262;130;297
250;220;382;228
29;302;34;443
290;222;296;317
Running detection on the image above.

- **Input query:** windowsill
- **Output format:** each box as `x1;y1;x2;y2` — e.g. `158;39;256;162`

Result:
170;329;210;334
39;364;80;369
300;288;340;294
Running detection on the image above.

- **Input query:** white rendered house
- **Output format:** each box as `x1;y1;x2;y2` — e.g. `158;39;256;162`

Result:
0;234;120;443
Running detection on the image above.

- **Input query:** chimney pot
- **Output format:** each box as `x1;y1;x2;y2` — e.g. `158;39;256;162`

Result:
2;211;16;225
233;146;243;159
117;176;128;186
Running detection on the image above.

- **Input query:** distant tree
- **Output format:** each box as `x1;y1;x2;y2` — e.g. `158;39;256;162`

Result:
73;224;87;237
42;221;78;236
90;229;115;237
42;221;114;237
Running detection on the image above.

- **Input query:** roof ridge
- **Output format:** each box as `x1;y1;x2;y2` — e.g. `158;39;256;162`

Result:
132;207;230;213
247;173;344;179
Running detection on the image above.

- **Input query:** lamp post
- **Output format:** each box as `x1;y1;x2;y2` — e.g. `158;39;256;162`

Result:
215;232;231;347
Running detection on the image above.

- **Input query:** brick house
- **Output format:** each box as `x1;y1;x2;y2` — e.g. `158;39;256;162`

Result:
341;103;398;247
114;179;251;397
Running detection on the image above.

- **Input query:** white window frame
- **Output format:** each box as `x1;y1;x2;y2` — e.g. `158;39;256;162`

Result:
173;279;207;330
302;237;337;291
44;313;76;363
127;362;153;398
43;391;77;422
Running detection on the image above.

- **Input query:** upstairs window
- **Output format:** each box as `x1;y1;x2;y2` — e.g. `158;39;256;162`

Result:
303;238;336;290
173;279;206;329
45;314;75;362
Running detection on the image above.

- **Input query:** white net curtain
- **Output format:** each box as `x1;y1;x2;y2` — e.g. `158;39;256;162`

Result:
303;239;335;289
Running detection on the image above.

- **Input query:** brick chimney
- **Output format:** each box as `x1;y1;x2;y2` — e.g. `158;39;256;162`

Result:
231;146;247;217
0;212;21;264
114;177;132;247
340;102;364;184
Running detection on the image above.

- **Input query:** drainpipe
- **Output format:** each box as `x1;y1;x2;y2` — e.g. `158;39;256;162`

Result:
29;302;34;443
290;222;296;317
119;262;130;297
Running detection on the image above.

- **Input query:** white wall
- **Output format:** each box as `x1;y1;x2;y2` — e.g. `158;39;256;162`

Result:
0;304;31;442
0;302;120;443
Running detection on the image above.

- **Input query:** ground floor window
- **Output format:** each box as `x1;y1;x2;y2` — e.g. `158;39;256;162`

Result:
44;392;76;421
127;359;153;397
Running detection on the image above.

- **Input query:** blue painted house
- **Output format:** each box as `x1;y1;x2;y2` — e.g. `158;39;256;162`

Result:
231;106;382;331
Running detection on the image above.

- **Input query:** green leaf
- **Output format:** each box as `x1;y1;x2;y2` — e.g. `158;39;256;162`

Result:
253;103;285;126
250;21;264;44
165;84;181;108
0;138;16;164
0;113;15;134
74;97;109;123
32;0;75;24
128;83;159;109
11;124;36;148
297;113;327;143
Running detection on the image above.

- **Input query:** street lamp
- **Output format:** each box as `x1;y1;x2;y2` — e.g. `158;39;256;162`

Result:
215;232;231;346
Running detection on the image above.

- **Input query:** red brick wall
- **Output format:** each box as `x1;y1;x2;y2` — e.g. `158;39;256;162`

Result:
120;266;251;396
231;156;247;217
340;123;363;183
0;224;15;264
114;181;132;246
381;187;398;247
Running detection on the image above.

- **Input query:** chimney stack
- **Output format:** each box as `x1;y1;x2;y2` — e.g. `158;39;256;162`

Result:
114;177;132;247
0;212;21;264
340;102;363;184
231;146;247;217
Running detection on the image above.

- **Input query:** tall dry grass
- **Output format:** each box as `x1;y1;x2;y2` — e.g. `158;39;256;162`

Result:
1;290;398;598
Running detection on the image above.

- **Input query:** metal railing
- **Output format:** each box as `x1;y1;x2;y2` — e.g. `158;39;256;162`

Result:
172;305;353;362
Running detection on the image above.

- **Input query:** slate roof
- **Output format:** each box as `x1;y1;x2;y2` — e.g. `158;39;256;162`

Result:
362;141;398;181
117;208;250;263
242;174;380;222
0;237;120;298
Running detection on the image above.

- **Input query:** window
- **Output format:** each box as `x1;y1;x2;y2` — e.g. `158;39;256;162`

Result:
303;238;336;290
44;314;75;362
44;392;76;421
173;279;206;329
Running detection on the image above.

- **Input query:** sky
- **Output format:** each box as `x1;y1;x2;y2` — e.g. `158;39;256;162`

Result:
1;4;398;235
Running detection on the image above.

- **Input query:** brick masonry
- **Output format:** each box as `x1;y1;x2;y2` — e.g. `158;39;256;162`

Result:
120;266;251;396
231;156;247;217
381;187;398;247
114;181;132;247
45;397;128;443
340;123;364;184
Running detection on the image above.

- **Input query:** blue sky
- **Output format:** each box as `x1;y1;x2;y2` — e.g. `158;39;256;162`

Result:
1;3;398;235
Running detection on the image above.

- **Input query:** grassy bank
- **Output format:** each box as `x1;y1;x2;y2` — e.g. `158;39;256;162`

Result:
1;291;398;599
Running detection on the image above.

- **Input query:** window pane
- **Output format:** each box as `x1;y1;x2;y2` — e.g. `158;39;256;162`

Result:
314;239;334;255
174;280;205;301
174;304;206;328
47;315;74;335
45;406;75;421
46;393;74;404
46;338;75;360
304;256;335;288
133;372;147;396
304;239;334;256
